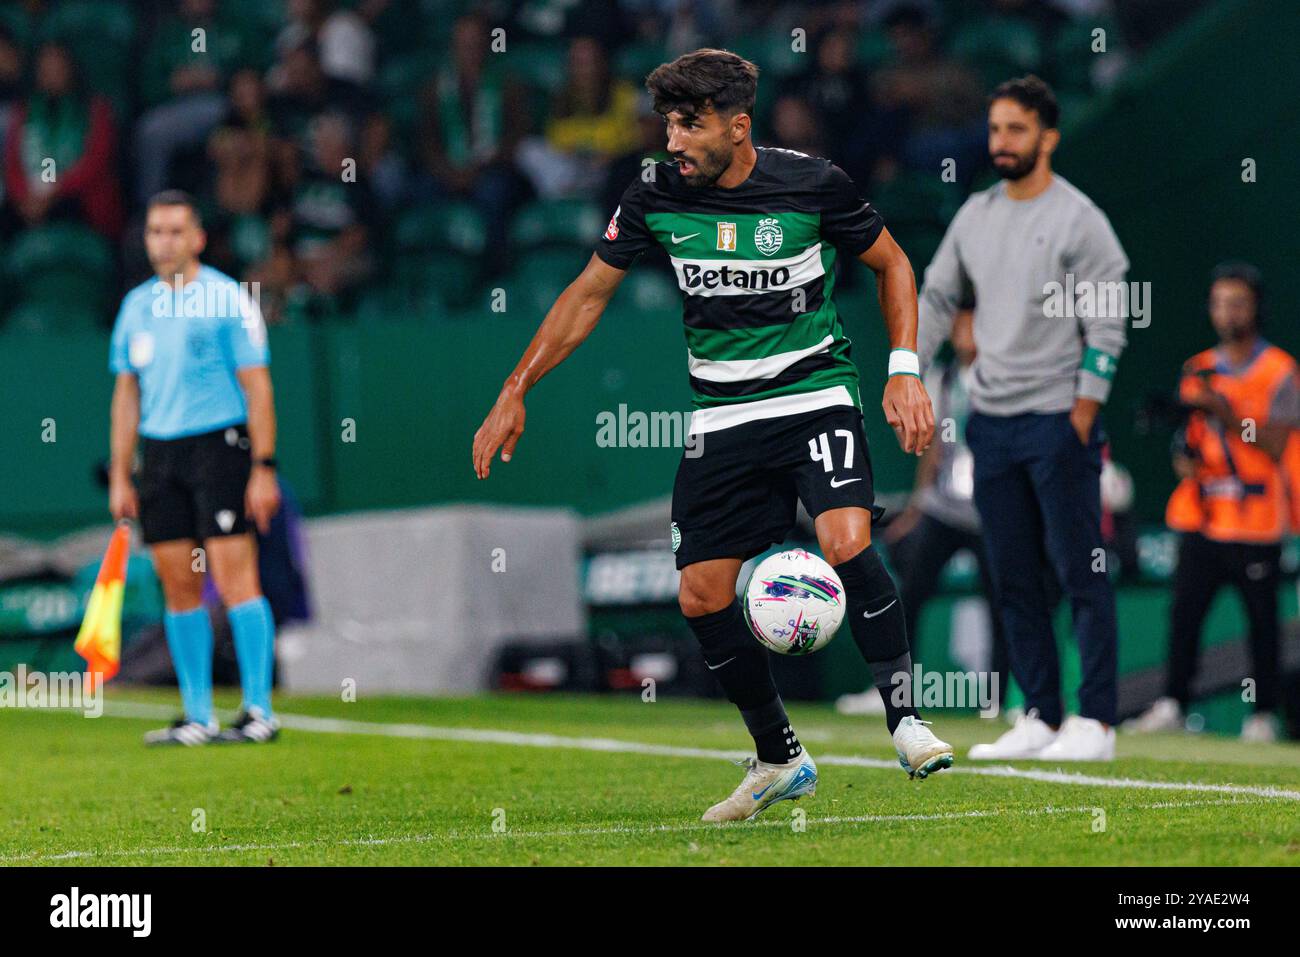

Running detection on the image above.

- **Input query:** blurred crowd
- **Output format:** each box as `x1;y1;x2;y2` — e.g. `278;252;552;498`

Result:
0;0;1209;326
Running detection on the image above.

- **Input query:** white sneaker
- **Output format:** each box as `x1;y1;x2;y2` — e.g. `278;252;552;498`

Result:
968;708;1057;760
836;687;885;716
1123;696;1184;734
1037;715;1115;761
1241;713;1278;743
892;715;954;779
701;752;818;822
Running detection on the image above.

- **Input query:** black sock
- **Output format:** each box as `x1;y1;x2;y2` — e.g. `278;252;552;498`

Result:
834;546;919;734
741;697;802;765
686;599;801;764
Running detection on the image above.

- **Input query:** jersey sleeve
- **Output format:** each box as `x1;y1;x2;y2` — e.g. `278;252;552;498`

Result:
227;285;270;368
817;163;884;257
108;295;133;374
595;177;656;270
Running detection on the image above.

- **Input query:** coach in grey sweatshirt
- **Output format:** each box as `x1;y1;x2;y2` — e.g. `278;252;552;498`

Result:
916;76;1128;761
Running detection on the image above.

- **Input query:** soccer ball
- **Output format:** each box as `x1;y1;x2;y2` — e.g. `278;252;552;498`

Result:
743;549;846;655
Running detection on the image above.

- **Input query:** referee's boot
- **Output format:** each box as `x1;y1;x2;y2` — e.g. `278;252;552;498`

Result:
144;717;219;746
216;706;281;743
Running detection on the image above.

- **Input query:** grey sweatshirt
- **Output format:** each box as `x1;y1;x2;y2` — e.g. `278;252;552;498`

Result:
917;175;1129;415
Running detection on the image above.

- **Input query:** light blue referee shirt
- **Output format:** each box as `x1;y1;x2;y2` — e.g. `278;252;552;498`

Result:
109;265;269;440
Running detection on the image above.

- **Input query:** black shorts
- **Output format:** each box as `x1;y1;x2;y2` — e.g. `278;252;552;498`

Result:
671;405;882;569
138;424;252;545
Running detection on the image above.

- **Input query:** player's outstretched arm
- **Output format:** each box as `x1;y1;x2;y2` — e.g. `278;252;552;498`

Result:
859;227;935;456
473;254;626;479
109;372;141;522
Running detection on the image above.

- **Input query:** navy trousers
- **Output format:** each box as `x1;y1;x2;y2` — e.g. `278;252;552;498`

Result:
966;410;1118;726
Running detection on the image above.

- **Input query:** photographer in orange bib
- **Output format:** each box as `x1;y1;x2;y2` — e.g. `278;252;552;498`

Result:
1127;263;1300;741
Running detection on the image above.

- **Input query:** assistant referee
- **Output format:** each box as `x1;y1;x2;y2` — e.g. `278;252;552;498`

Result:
109;190;282;746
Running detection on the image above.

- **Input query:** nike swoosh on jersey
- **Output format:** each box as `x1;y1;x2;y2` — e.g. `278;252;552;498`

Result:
670;232;701;244
863;599;897;619
706;656;737;671
829;477;862;488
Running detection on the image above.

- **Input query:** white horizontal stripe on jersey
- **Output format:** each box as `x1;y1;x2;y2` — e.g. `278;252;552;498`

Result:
688;385;856;435
688;334;834;383
669;242;825;298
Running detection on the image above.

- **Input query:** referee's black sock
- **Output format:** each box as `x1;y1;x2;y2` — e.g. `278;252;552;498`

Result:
685;599;802;765
835;546;918;734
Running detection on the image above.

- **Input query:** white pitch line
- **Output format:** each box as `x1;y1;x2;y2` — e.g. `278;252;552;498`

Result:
0;798;1260;864
100;700;1300;802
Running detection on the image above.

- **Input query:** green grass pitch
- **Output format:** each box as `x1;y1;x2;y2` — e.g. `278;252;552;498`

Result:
3;689;1298;866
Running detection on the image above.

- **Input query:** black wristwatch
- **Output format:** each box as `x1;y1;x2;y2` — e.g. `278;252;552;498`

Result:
255;456;278;470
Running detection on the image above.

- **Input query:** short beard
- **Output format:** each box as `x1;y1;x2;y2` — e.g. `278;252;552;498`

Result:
993;151;1038;181
681;146;732;188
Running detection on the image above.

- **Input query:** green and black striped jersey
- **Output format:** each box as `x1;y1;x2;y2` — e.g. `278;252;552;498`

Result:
595;147;884;433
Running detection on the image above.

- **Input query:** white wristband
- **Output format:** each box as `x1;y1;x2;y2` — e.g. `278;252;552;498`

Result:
888;348;920;378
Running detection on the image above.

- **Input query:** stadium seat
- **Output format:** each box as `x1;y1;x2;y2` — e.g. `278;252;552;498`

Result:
391;250;484;312
3;300;103;334
395;202;488;257
500;249;590;316
509;198;605;250
4;223;114;317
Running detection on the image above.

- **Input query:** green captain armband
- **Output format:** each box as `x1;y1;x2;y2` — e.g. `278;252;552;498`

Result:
1082;347;1118;381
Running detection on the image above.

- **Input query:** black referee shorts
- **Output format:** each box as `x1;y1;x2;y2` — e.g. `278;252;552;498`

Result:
138;424;252;545
671;405;883;569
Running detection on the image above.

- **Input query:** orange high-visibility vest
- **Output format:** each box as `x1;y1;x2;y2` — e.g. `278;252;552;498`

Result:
1166;343;1300;543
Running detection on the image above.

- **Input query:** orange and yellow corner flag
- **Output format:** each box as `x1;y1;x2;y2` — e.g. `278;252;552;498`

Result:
75;522;130;691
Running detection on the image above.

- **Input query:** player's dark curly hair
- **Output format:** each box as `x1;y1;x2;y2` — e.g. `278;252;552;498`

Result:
990;75;1060;130
645;49;759;120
